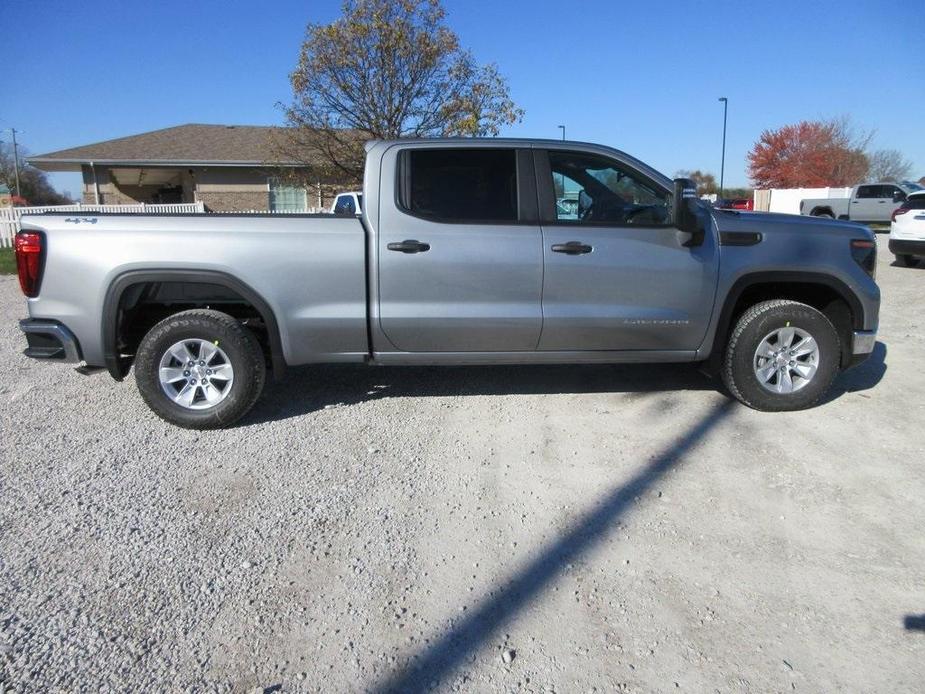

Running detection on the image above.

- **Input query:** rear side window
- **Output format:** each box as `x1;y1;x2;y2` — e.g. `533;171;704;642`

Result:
856;185;877;199
401;149;518;222
905;196;925;210
334;195;356;215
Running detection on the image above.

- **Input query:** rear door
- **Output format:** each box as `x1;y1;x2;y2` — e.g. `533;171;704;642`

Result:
376;146;543;352
535;148;718;351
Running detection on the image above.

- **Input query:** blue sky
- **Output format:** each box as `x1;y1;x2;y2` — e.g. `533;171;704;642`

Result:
4;0;923;198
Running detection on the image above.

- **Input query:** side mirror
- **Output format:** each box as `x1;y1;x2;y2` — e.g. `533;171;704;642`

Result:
673;178;704;246
893;191;906;203
577;189;592;220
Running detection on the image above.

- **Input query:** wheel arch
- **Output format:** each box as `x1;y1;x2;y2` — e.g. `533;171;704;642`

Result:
709;272;864;370
102;269;286;381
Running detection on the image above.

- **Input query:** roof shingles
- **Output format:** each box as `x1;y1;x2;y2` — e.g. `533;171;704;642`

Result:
28;124;296;166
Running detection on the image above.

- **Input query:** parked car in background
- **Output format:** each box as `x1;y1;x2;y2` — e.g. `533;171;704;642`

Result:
890;190;925;267
331;191;363;215
800;181;923;223
16;138;880;428
715;198;753;211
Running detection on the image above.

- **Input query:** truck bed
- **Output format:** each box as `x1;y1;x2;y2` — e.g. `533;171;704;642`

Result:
20;212;370;367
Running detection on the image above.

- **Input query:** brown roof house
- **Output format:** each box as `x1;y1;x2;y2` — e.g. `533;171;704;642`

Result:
27;124;345;212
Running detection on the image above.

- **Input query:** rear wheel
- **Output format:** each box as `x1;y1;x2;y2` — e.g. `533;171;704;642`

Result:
134;310;266;429
722;300;840;411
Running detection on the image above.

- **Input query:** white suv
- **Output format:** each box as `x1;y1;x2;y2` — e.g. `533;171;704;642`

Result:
890;190;925;267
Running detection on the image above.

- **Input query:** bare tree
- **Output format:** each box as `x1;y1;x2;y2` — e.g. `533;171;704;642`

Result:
277;0;524;182
0;143;71;205
867;149;913;182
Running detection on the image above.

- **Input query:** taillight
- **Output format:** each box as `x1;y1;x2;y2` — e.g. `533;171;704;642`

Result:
891;207;909;222
850;238;877;278
14;231;44;297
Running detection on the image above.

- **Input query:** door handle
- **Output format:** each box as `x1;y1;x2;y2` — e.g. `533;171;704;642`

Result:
551;241;593;255
387;239;430;254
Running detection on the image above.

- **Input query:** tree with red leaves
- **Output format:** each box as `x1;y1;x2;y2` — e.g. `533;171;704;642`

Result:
747;119;870;188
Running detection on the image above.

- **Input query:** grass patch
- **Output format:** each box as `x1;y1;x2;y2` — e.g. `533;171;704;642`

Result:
0;247;15;275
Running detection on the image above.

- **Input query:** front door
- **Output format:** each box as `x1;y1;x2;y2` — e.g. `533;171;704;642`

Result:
535;149;718;352
377;147;543;352
851;184;888;222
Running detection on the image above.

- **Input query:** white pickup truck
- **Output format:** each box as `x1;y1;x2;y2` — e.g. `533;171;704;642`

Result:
800;181;923;223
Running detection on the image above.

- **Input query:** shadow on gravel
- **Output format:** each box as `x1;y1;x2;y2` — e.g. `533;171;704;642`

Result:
823;340;887;403
905;614;925;632
371;399;735;693
244;362;718;425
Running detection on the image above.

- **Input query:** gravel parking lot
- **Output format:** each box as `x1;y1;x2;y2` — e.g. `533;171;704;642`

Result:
1;244;923;692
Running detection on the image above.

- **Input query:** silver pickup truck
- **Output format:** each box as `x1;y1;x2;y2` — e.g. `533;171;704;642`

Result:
15;138;881;428
801;181;923;223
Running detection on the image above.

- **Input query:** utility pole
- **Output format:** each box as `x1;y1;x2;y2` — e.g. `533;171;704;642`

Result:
558;125;565;141
718;98;728;198
10;128;22;198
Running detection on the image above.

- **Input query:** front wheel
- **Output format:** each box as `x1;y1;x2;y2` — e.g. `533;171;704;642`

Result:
134;310;266;429
722;300;840;411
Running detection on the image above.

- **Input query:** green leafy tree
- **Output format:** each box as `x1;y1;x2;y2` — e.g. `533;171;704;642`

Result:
674;169;718;196
278;0;524;182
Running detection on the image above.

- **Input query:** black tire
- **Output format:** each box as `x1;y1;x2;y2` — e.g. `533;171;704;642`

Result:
895;254;918;267
722;300;840;412
134;310;266;429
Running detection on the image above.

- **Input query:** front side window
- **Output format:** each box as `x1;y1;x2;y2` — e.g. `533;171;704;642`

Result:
548;151;670;225
402;149;518;222
268;178;307;212
333;195;356;215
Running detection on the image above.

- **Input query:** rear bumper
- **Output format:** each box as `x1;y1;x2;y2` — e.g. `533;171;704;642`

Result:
19;319;82;363
889;239;925;257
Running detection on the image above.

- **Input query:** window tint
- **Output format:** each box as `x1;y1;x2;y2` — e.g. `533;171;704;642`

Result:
856;185;877;199
548;151;670;225
357;194;364;211
403;149;517;222
333;195;356;215
268;178;307;211
905;195;925;210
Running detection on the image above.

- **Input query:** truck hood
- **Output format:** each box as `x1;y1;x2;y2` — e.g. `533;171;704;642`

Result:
710;208;875;240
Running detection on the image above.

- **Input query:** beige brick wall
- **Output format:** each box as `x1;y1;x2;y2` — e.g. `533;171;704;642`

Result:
77;165;352;211
196;190;270;211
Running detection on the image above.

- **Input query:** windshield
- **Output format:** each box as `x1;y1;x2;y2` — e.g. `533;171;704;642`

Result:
901;180;924;192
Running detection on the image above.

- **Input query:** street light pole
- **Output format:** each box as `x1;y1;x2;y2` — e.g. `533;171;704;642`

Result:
558;125;565;141
718;98;727;198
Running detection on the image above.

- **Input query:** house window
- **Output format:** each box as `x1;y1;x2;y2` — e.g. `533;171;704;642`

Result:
268;178;307;211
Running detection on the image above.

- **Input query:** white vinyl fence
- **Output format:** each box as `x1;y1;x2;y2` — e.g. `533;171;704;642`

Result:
0;202;205;248
753;187;853;216
207;208;324;215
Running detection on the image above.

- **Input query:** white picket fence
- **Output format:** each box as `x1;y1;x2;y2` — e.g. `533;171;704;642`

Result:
0;202;206;248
